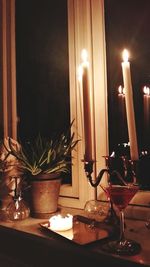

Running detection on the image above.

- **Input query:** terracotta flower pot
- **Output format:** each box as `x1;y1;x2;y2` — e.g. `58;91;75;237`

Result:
30;173;61;218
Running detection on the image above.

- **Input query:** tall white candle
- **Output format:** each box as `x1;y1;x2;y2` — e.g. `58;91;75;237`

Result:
78;66;85;154
81;49;93;161
143;86;150;143
121;49;139;160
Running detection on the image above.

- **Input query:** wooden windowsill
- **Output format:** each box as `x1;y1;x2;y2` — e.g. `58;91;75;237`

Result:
0;206;149;267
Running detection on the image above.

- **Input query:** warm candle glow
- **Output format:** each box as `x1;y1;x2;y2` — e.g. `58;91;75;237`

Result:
143;86;147;95
143;86;150;96
121;49;139;160
143;86;150;143
81;49;88;62
122;49;129;62
118;85;123;94
49;214;73;232
118;85;125;95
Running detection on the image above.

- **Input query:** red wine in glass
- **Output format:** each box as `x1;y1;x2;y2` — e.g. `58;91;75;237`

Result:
101;184;141;256
107;185;139;211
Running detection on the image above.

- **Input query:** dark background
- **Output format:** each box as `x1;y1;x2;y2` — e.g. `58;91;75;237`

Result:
15;0;70;142
0;1;4;138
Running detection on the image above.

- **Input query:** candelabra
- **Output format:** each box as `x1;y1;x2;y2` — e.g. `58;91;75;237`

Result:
83;156;138;225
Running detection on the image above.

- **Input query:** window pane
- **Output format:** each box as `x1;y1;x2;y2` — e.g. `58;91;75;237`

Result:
105;0;150;190
105;0;150;153
16;0;70;141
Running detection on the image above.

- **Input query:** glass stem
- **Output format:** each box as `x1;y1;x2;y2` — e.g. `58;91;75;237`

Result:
119;210;125;242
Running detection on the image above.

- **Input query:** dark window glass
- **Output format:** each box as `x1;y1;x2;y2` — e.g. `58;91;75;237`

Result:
16;0;70;142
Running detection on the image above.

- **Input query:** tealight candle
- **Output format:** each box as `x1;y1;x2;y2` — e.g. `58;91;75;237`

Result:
49;214;73;231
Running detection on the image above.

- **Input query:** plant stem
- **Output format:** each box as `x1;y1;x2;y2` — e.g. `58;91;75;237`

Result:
119;210;125;241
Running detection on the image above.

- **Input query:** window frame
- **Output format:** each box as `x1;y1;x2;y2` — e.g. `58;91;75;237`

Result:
1;0;108;209
60;0;109;207
1;0;17;139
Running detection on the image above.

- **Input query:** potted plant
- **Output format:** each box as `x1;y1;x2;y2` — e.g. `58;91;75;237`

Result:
6;125;78;218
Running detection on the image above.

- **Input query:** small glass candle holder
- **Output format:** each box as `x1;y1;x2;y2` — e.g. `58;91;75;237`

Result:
6;176;30;221
6;195;30;221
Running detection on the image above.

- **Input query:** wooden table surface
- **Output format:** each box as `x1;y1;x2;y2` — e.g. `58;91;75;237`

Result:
0;206;149;267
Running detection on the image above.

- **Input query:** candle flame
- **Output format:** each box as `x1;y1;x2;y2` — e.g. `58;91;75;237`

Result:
122;49;129;62
143;86;147;94
143;86;150;96
118;85;125;95
118;85;123;94
81;49;88;62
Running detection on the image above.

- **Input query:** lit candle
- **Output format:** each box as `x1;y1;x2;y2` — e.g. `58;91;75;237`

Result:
81;49;93;161
118;85;125;96
143;86;150;96
118;85;126;142
121;49;139;160
49;214;73;231
77;65;85;153
143;86;150;144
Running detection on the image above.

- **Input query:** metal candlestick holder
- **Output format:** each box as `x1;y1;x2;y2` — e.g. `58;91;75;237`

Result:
83;156;138;225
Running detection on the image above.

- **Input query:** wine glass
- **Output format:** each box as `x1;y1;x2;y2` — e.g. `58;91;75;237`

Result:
101;183;141;255
99;184;120;226
84;200;107;227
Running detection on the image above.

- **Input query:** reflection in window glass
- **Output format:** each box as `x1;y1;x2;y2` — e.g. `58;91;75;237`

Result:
105;0;150;153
